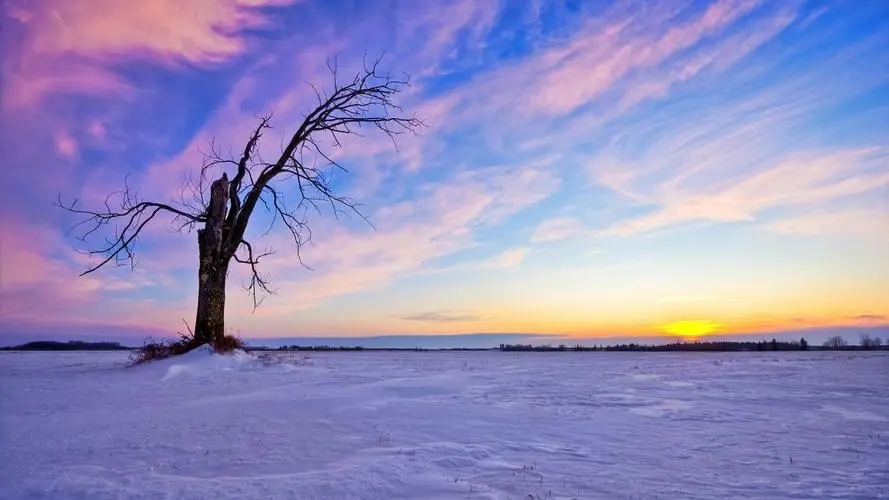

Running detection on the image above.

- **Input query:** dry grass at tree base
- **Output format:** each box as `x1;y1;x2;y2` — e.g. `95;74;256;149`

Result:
213;334;246;353
128;332;245;366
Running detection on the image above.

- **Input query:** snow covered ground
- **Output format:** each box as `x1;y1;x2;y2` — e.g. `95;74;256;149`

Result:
1;349;887;499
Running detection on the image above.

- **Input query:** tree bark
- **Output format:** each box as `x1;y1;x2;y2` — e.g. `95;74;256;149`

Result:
194;174;230;346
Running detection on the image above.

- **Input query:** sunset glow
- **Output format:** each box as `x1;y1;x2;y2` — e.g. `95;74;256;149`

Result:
660;321;721;340
0;0;887;344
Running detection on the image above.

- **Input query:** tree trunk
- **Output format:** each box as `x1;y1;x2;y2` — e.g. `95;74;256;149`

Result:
194;174;230;346
194;242;228;345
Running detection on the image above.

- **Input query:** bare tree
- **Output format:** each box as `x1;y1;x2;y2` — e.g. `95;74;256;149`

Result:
859;334;882;349
58;56;423;348
823;335;848;349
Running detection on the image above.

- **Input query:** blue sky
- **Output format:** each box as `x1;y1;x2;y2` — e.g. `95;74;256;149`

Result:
0;0;887;343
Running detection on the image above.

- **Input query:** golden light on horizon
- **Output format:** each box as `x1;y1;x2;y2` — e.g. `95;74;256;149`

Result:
660;320;721;339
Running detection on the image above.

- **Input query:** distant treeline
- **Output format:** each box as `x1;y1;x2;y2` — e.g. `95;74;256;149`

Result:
0;341;134;351
499;337;888;352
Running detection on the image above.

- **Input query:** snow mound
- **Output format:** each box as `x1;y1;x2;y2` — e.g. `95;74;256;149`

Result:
153;344;266;380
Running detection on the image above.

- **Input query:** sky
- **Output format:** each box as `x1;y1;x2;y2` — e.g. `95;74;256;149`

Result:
0;0;887;345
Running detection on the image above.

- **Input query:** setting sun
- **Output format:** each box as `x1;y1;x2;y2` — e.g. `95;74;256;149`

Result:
660;320;721;339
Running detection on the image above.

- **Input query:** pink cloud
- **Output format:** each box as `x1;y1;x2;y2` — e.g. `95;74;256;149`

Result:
483;247;529;269
1;62;134;110
136;44;465;209
763;209;889;240
531;217;587;243
0;217;61;287
0;216;102;322
0;0;306;232
118;0;495;199
613;8;796;115
572;32;889;242
453;0;767;117
1;0;297;109
138;41;432;202
602;148;889;236
395;0;502;78
54;131;78;159
24;0;291;62
424;246;531;276
368;0;791;180
87;121;107;139
0;209;196;331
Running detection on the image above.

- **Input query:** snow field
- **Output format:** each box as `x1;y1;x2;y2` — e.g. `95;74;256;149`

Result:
1;349;887;499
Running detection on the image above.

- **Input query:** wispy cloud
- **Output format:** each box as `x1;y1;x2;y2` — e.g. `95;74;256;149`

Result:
571;25;889;241
763;208;889;240
852;314;887;323
0;214;175;326
602;148;889;236
426;0;789;129
243;163;559;312
424;247;531;276
395;0;502;78
526;0;769;114
531;217;588;243
399;310;484;323
482;247;529;269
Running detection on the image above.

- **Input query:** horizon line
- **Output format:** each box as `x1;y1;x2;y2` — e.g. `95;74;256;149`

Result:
2;324;887;349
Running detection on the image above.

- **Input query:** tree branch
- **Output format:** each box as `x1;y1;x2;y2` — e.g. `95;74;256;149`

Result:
56;183;205;275
223;115;272;246
227;54;423;256
232;239;275;310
